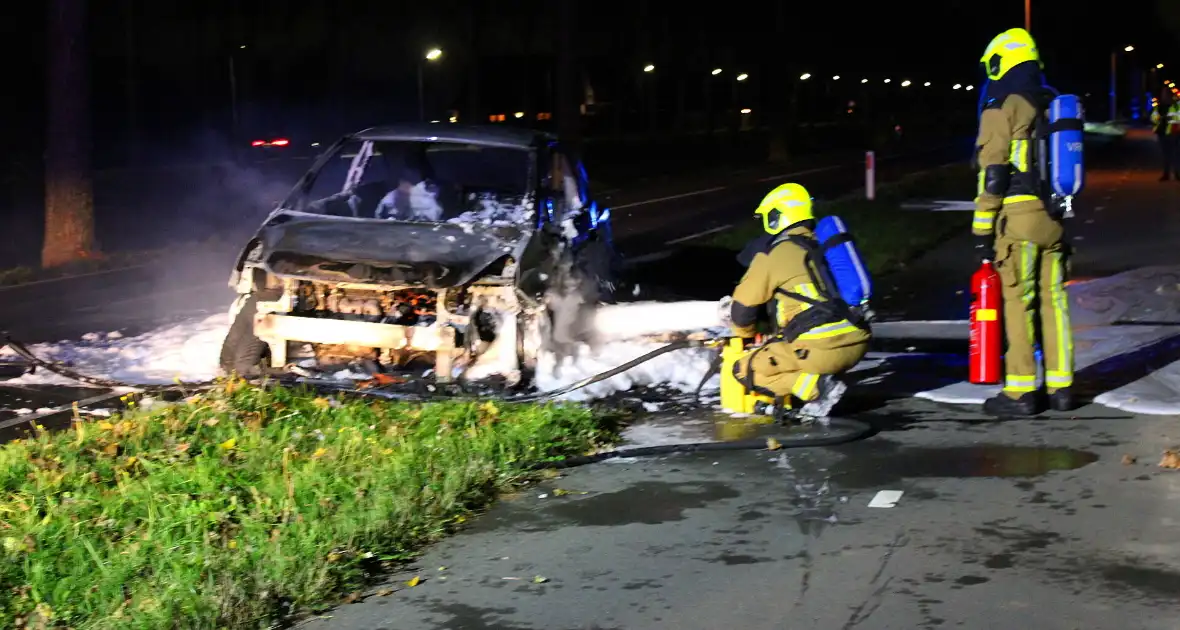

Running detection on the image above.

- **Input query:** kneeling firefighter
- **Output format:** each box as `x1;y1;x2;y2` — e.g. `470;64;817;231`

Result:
724;183;872;419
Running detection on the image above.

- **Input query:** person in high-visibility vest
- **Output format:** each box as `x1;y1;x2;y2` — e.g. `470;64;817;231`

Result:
1151;89;1180;181
972;28;1075;416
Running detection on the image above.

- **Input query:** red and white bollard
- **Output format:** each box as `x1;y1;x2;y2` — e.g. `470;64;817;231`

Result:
865;151;876;200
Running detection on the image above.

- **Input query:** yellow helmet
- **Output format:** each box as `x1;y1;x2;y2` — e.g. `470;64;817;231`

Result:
754;183;813;235
981;28;1043;81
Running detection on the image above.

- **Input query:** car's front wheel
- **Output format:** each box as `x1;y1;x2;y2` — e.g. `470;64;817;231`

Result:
219;295;269;377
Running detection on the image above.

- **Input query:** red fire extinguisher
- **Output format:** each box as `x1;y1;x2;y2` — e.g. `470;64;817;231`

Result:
969;260;1002;384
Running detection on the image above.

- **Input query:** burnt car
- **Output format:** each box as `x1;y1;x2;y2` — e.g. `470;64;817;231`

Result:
219;123;618;385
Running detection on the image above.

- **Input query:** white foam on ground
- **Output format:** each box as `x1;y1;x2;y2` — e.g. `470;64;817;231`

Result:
592;301;724;341
0;314;229;386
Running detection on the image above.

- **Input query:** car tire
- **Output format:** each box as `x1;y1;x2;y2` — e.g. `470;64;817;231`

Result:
219;295;269;377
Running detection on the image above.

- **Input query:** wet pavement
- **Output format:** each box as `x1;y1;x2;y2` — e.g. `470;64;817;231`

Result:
299;393;1180;630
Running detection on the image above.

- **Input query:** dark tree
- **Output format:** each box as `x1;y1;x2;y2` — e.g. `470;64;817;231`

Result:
1158;0;1180;44
43;0;96;268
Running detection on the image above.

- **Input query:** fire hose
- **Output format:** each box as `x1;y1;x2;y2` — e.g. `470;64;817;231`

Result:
0;333;873;455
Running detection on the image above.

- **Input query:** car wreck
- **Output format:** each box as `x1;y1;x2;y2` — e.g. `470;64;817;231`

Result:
220;124;617;385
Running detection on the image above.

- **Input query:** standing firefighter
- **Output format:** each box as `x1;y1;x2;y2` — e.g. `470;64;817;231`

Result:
973;28;1075;416
1151;88;1180;181
725;183;872;420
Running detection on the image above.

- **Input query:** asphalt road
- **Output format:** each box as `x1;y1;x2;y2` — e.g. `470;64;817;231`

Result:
298;393;1180;630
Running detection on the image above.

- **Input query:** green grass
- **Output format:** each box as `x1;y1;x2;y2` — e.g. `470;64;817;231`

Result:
707;164;977;275
0;384;616;629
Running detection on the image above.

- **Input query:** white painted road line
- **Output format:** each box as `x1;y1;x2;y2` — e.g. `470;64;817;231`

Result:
611;186;728;210
663;225;735;245
756;163;846;182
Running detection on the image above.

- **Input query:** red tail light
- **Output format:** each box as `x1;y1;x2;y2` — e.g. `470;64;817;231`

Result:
251;140;265;147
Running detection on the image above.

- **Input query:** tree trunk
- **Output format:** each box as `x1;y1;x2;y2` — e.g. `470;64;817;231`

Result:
43;0;96;268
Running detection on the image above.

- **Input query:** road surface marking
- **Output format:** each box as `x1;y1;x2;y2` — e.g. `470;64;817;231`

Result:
868;490;904;508
756;163;845;182
0;265;152;292
664;225;734;245
611;186;728;210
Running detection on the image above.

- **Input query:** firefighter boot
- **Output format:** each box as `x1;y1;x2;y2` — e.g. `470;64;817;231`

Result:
1048;386;1076;412
983;391;1043;417
799;375;848;421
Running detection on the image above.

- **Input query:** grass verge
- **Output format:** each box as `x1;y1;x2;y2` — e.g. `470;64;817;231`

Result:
0;383;616;629
707;164;977;275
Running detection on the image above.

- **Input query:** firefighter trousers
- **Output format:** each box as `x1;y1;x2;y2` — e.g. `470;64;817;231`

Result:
733;331;869;402
994;207;1075;398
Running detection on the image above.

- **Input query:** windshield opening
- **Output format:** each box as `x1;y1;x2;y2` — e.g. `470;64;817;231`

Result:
290;139;536;227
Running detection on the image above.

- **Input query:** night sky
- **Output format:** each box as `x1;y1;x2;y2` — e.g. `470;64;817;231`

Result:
2;0;1176;169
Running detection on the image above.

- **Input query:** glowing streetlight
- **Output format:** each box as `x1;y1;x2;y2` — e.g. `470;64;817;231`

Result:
924;81;931;87
1158;63;1165;69
883;78;891;84
953;83;962;90
860;78;868;84
832;75;840;80
799;73;812;80
901;80;912;87
419;48;444;122
514;112;524;119
711;68;722;75
740;108;752;114
965;85;974;91
1124;45;1135;52
643;64;655;73
736;73;748;81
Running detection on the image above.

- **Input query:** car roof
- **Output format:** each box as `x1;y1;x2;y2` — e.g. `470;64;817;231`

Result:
351;124;555;150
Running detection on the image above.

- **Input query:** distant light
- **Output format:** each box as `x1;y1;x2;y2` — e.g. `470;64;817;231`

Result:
1124;45;1135;52
239;45;246;50
430;120;441;124
901;80;912;87
311;142;320;147
425;48;443;61
1158;63;1165;69
832;75;840;80
883;79;891;84
643;64;655;73
861;78;868;84
449;115;458;123
271;138;289;146
965;85;974;91
800;73;811;80
953;83;962;90
250;140;265;147
712;68;722;75
740;108;752;114
736;73;748;81
514;111;525;118
924;81;931;87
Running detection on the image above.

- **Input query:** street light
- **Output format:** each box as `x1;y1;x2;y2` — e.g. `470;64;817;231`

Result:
966;85;974;91
901;80;912;87
643;64;655;73
1158;63;1166;69
924;81;932;87
1125;45;1135;52
860;78;868;83
953;83;962;90
736;73;748;81
800;73;811;80
711;68;722;75
832;75;840;80
419;48;443;122
883;78;891;83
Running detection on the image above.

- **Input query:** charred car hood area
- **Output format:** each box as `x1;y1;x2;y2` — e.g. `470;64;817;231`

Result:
251;212;527;288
